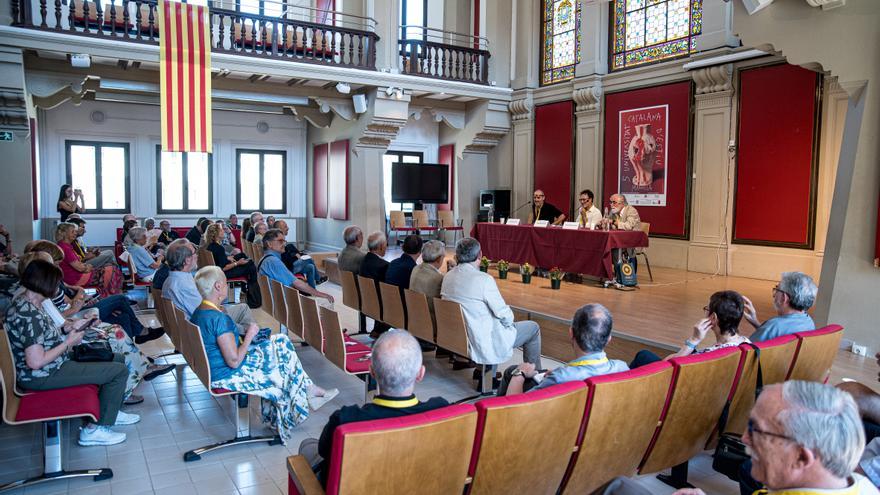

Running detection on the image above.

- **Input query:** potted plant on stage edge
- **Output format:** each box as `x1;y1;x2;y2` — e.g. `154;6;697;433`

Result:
549;267;564;290
497;260;509;279
521;263;533;284
479;256;490;272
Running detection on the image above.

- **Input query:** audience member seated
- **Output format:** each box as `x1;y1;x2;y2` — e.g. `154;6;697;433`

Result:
575;188;603;228
185;217;208;245
385;235;422;289
266;215;276;229
246;211;264;242
337;225;366;274
66;218;117;268
606;193;642;231
257;229;333;303
157;219;180;245
441;237;543;369
215;219;241;256
498;303;628;396
163;239;257;332
241;217;253;242
191;266;338;443
120;219;138;248
360;231;391;337
409;240;446;313
56;222;123;297
227;214;239;230
297;329;449;486
275;220;323;288
251;221;268;245
203;224;261;309
527;189;566;225
630;290;750;368
56;184;85;222
143;218;164;253
4;259;137;446
127;227;164;283
743;271;818;342
0;223;16;276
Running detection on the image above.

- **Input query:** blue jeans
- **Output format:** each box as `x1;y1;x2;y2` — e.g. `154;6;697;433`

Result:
92;294;144;338
292;258;318;288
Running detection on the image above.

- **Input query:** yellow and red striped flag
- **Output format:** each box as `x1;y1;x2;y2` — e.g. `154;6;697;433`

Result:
158;0;212;153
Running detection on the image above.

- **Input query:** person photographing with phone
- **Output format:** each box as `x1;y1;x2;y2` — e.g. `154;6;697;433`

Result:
56;184;85;222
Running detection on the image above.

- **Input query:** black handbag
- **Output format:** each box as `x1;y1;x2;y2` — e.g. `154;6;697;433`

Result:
71;341;114;362
712;344;763;481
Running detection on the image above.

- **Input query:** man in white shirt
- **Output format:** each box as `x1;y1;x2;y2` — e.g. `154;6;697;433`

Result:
440;237;542;369
575;189;603;228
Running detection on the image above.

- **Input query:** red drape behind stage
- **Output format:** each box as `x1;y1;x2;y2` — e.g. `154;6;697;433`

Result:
534;101;574;217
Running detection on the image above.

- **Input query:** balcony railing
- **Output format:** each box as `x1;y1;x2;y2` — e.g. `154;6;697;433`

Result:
10;0;379;70
398;26;490;85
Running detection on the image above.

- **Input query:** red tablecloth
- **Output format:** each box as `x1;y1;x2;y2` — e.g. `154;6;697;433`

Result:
471;223;649;279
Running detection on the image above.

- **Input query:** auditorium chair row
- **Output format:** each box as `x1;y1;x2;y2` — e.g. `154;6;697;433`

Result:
285;325;844;495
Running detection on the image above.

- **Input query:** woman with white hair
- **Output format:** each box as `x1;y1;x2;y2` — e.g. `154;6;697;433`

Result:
190;266;338;443
127;227;164;283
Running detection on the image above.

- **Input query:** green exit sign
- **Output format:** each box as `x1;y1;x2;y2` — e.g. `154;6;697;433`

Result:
0;131;13;142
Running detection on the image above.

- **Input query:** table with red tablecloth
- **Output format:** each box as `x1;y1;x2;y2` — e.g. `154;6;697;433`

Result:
470;223;649;280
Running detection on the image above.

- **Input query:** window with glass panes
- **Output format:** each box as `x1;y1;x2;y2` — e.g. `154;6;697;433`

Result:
65;141;130;213
610;0;702;71
236;150;286;214
540;0;581;86
156;146;212;214
383;151;422;215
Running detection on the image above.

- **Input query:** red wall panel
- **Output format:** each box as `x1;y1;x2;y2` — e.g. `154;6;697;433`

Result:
312;143;328;218
603;81;692;238
734;64;819;247
437;144;455;211
534;101;574;216
328;140;349;220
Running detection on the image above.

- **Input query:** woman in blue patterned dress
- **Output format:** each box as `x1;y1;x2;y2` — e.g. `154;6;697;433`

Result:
190;266;338;443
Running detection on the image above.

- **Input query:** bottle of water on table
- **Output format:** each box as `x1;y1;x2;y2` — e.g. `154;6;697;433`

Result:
488;205;495;223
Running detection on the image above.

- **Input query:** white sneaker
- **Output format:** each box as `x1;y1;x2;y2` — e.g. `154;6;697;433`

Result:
114;411;141;426
78;425;127;446
308;388;339;411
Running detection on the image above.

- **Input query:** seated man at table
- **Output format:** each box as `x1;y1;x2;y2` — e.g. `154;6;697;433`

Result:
575;189;603;228
527;189;566;225
742;271;817;342
441;237;543;370
605;193;641;231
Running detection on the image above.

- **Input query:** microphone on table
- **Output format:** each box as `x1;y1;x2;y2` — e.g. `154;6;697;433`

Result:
509;200;532;216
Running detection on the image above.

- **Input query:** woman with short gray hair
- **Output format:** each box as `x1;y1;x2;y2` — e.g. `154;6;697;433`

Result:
743;271;818;342
128;227;164;282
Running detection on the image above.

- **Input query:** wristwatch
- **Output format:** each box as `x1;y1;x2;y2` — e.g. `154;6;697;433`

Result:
510;369;524;377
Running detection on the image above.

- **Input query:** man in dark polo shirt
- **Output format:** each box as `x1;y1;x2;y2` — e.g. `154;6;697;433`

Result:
384;234;422;289
527;189;566;225
298;329;449;486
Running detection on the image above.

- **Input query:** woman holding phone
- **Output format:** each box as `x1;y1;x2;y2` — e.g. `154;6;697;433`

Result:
56;184;85;222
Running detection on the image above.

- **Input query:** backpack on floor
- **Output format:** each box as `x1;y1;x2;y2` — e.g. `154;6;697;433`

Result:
615;255;638;287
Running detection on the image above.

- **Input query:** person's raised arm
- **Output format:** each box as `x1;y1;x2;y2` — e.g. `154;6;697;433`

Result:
742;296;760;329
664;318;712;361
553;213;567;225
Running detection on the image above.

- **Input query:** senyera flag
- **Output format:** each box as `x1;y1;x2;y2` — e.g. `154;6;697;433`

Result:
158;0;212;153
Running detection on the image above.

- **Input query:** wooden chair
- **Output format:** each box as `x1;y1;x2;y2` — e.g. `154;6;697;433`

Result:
253;243;265;262
433;298;495;394
287;405;477;495
562;362;674;494
282;284;305;341
437;209;464;243
340;270;365;333
637;347;743;487
788;325;844;383
270;279;288;332
318;306;374;401
177;318;282;461
299;294;325;353
197;248;214;270
389;210;417;244
378;282;406;329
467;382;588;495
356;275;382;324
403;288;436;343
257;274;274;317
635;222;653;282
242;239;253;260
118;250;152;289
411;210;437;238
160;298;184;356
0;329;112;492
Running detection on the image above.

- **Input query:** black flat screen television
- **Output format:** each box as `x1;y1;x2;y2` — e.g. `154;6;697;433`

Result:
391;163;449;203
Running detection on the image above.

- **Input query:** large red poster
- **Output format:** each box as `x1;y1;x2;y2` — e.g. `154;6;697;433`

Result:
618;104;668;206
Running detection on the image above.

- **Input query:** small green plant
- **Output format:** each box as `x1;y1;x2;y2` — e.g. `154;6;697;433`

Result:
497;260;509;271
521;263;532;275
480;256;490;268
549;267;564;281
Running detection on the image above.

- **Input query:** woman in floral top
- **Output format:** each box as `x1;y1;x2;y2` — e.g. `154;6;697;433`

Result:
4;259;137;446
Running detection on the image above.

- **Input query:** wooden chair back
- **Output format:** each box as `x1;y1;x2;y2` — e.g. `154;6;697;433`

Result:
162;298;183;353
788;325;844;383
638;347;742;474
403;289;436;343
640;222;651;235
269;279;287;328
356;275;382;321
433;298;471;358
282;285;305;340
168;305;189;360
197;249;214;269
257;274;274;316
469;382;588;495
318;306;348;373
389;211;407;229
179;317;212;391
325;405;477;495
299;294;324;353
253;243;264;261
151;288;168;328
563;362;674;494
411;210;430;229
242;239;253;259
340;270;361;312
437;210;456;229
378;282;406;329
0;329;23;424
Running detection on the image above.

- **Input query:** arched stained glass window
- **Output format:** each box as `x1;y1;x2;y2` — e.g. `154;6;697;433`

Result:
611;0;702;71
541;0;581;86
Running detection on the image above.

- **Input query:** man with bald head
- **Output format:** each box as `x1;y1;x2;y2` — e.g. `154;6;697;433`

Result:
527;189;566;225
274;219;323;288
298;330;449;486
360;231;392;337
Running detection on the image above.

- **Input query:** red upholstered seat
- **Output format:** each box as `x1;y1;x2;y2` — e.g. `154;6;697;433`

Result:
343;335;371;354
227;277;248;283
211;387;234;395
345;352;371;373
15;384;100;422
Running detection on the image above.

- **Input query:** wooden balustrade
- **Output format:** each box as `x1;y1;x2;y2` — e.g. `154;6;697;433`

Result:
8;0;378;70
399;38;490;85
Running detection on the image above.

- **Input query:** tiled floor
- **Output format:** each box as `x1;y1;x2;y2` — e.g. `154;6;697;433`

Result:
0;282;741;495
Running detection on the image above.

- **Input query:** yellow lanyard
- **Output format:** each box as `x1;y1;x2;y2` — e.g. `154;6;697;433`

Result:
372;396;419;408
567;357;609;367
579;208;586;227
752;484;860;495
73;241;86;260
534;205;542;223
201;300;223;312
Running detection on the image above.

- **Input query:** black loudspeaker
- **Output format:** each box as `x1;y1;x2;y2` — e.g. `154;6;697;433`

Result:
477;189;511;222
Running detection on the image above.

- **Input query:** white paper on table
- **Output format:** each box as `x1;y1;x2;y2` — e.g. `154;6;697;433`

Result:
562;222;580;230
534;220;550;228
505;218;521;225
300;255;312;261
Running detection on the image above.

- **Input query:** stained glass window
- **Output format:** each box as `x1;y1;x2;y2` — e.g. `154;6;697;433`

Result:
611;0;702;71
541;0;582;86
